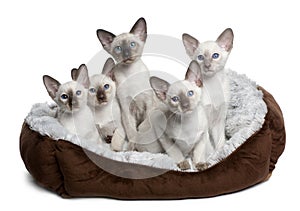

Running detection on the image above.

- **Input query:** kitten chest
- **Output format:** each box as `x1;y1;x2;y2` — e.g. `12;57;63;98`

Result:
166;110;207;155
114;60;151;98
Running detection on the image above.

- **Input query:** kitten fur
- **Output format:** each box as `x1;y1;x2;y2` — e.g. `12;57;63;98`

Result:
182;28;234;150
71;59;126;151
43;65;101;146
150;61;212;170
97;17;156;147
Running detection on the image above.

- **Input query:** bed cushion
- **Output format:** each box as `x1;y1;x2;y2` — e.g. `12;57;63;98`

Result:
20;86;285;199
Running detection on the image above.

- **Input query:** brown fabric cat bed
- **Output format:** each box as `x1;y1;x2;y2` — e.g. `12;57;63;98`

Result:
20;86;285;199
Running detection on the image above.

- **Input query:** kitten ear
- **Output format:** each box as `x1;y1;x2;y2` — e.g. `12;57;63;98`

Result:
96;29;116;50
182;33;199;58
71;68;79;81
130;17;147;42
102;57;115;80
216;28;234;52
185;61;203;87
150;76;170;101
43;75;61;99
75;64;90;89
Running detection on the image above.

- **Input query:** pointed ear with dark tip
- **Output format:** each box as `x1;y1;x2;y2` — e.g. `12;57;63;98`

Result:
216;28;234;52
96;29;116;49
185;61;203;87
150;76;170;101
75;64;90;89
43;75;61;99
71;68;79;81
182;33;199;58
130;17;147;42
102;58;115;79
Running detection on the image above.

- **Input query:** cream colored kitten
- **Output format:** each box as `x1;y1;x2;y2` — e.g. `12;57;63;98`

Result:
182;28;234;150
97;18;155;148
150;61;212;171
43;66;101;146
71;59;126;151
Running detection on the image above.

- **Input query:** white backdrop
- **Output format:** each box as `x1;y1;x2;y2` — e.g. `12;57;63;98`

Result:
0;0;298;210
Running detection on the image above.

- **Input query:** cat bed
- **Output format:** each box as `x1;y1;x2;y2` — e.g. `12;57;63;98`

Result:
19;71;285;199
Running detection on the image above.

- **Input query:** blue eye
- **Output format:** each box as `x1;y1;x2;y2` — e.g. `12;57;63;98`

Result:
130;42;136;48
76;90;81;96
104;84;110;90
197;55;204;61
187;90;194;97
61;94;68;100
114;46;122;54
171;96;179;102
89;88;96;93
212;53;219;59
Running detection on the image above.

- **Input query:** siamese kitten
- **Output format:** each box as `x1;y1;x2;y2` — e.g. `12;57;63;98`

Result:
182;28;234;150
96;17;154;147
150;61;212;171
71;59;126;151
43;65;101;146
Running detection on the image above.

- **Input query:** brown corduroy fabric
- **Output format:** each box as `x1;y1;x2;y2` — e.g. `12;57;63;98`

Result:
19;87;285;199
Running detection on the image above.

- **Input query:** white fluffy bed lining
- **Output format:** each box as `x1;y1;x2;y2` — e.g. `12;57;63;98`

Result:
25;70;267;171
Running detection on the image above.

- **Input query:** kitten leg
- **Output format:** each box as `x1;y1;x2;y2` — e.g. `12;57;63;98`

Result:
120;106;138;144
134;109;166;153
110;128;126;152
193;131;212;171
210;104;226;150
211;121;226;150
159;135;190;170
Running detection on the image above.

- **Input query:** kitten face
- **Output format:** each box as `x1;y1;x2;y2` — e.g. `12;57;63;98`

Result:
182;28;234;77
88;58;116;108
194;41;229;77
97;17;147;64
88;74;116;107
43;77;87;113
70;58;117;108
55;81;87;112
106;34;144;64
150;61;203;114
44;64;90;113
166;80;201;114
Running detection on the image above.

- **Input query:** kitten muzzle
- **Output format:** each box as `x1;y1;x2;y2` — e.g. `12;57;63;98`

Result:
203;69;216;78
122;57;136;64
96;89;107;103
67;101;80;111
181;103;193;114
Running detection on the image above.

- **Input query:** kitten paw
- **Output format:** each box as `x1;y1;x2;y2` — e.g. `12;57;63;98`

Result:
177;160;191;170
195;162;209;171
105;135;112;144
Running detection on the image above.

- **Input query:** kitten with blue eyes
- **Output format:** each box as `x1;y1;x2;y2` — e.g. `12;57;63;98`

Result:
182;28;234;151
43;65;101;146
150;61;212;170
71;59;126;151
96;17;155;148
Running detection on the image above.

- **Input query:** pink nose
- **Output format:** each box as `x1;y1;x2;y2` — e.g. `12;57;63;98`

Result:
205;63;211;68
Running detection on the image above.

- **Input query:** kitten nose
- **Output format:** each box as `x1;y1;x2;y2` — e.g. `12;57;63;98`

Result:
181;102;189;109
123;49;130;58
97;89;105;100
204;62;211;68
